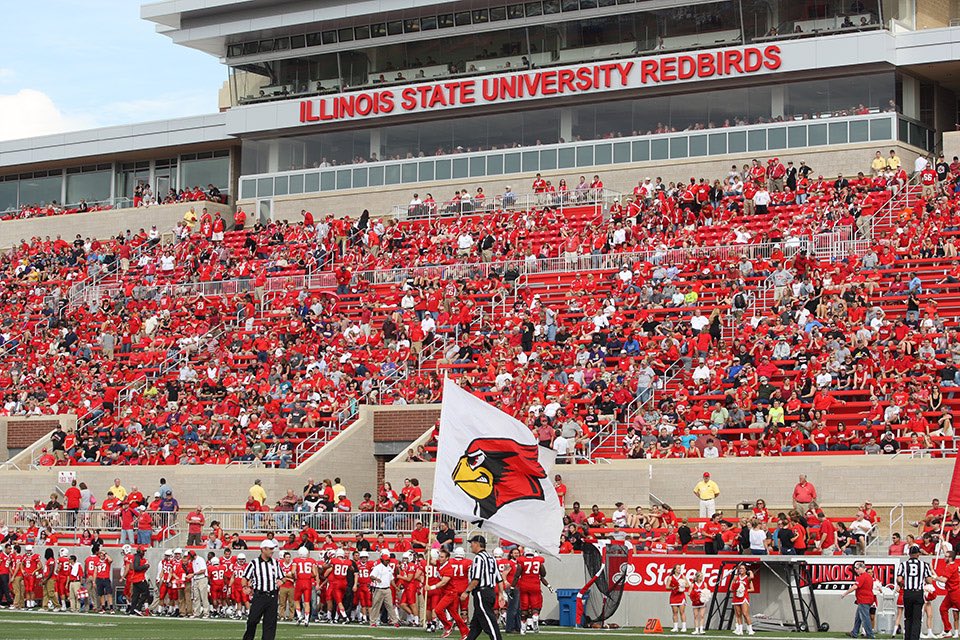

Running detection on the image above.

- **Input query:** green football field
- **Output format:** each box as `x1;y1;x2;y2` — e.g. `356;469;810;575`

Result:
0;610;865;640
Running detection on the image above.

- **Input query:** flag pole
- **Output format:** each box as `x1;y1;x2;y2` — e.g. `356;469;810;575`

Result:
934;507;950;565
421;502;437;628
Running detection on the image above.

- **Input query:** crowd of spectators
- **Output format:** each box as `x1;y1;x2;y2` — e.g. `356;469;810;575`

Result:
0;148;958;470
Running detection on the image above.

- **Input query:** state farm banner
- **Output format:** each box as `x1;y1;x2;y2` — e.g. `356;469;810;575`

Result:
296;45;782;125
608;555;761;593
799;557;899;593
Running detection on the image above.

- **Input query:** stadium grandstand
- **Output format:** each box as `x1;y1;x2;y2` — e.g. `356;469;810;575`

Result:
3;0;960;636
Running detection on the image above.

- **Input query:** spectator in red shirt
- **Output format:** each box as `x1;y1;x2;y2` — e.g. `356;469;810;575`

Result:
793;474;818;511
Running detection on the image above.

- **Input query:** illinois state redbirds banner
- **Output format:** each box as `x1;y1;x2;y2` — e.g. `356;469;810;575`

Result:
432;378;563;558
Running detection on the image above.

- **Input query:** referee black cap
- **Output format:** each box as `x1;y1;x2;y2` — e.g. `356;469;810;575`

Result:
909;545;921;555
468;535;487;546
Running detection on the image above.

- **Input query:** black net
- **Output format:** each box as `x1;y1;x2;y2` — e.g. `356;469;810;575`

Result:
580;543;628;627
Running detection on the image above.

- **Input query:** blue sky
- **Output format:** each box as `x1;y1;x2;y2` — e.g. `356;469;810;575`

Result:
0;1;224;141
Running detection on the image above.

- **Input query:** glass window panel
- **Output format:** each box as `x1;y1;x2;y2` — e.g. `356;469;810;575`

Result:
436;159;452;180
487;155;504;175
454;12;471;26
809;124;828;147
181;156;229;190
453;158;469;179
768;127;786;150
870;117;892;141
368;166;383;187
470;156;486;177
829;122;849;145
747;129;766;152
274;175;289;196
525;2;543;17
632;140;649;161
336;170;352;190
540;149;558;170
320;172;336;191
352;168;368;189
65;170;110;204
402;163;418;183
850;120;869;143
419;162;435;182
289;174;304;194
669;137;688;159
490;7;507;20
305;172;320;193
543;0;561;14
504;153;521;174
386;21;403;36
651;139;668;161
240;179;255;200
0;180;17;211
708;133;726;155
507;5;524;19
595;143;612;165
576;146;594;167
726;131;744;153
898;118;909;143
256;177;273;197
558;147;575;168
689;135;707;157
522;151;539;173
384;165;401;185
613;142;630;163
788;126;807;148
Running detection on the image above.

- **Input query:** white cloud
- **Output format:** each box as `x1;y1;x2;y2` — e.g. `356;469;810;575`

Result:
0;68;14;82
0;89;94;142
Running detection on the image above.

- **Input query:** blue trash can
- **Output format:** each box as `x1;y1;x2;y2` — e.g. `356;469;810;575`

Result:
557;589;587;627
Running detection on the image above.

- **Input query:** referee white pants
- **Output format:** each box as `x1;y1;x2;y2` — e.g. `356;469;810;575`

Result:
699;499;716;519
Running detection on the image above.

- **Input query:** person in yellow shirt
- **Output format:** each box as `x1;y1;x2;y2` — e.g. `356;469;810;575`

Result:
183;207;198;230
871;151;887;175
249;479;267;506
693;472;720;517
331;477;346;500
887;149;901;170
110;478;128;501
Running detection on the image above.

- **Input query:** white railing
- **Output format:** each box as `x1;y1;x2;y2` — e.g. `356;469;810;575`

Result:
870;173;921;233
0;508;469;539
392;188;617;221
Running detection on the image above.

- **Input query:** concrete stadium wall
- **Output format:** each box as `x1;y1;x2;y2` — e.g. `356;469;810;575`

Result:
389;453;951;512
0;405;430;509
0;200;234;249
238;141;924;219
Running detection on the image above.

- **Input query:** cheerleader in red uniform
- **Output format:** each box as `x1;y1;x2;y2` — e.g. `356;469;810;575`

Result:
689;571;710;635
665;565;688;632
730;564;755;636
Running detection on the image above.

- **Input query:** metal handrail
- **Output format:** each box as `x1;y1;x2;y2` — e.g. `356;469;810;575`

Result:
391;188;617;221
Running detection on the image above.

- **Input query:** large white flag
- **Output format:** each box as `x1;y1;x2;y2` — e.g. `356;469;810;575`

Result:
432;378;563;558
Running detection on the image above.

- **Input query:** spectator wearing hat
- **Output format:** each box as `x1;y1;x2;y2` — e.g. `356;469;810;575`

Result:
693;472;720;518
369;550;400;626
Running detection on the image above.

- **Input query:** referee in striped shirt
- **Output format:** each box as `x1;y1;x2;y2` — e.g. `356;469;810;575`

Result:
897;545;933;640
462;535;505;640
242;539;287;640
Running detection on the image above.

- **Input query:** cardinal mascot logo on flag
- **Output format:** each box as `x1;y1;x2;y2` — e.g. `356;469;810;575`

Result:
433;379;564;557
451;438;547;520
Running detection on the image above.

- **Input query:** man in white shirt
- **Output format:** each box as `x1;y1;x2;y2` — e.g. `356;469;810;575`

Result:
690;312;709;333
457;232;474;256
552;431;571;462
693;358;712;386
753;187;771;214
369;552;399;625
612;502;628;527
189;551;209;618
914;155;929;175
702;440;721;458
